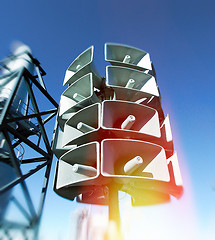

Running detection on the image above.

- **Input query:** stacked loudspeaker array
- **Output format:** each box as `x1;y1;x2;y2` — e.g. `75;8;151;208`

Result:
52;43;183;206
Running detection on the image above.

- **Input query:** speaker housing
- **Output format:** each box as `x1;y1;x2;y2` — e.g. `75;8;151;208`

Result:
61;73;100;114
101;139;183;198
54;142;101;199
59;100;173;156
102;100;161;137
105;43;152;71
63;46;102;88
106;66;159;96
53;43;183;206
101;139;170;184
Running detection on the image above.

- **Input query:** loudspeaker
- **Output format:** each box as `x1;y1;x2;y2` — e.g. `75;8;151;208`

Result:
62;103;100;146
106;66;159;97
105;43;152;71
53;43;183;205
105;66;165;120
101;139;170;192
102;100;161;138
57;72;101;129
63;46;102;88
61;73;100;115
52;125;76;159
57;109;75;131
54;142;100;195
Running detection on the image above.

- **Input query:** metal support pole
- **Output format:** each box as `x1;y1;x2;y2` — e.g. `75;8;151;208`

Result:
108;186;120;231
107;185;124;240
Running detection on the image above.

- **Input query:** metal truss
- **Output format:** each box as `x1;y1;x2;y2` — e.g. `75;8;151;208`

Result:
0;55;58;240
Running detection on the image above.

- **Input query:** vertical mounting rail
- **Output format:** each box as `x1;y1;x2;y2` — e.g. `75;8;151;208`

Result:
108;186;123;239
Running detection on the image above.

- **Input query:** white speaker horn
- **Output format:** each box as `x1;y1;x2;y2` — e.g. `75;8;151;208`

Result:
105;43;152;71
62;103;100;146
61;73;100;115
102;100;161;137
101;139;170;191
106;66;159;97
63;46;102;88
58;95;76;127
54;142;100;192
52;125;76;159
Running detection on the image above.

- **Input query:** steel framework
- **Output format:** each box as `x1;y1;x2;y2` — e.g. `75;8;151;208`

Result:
0;52;58;240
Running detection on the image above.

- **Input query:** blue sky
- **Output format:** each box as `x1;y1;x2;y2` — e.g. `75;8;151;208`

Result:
1;0;215;239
